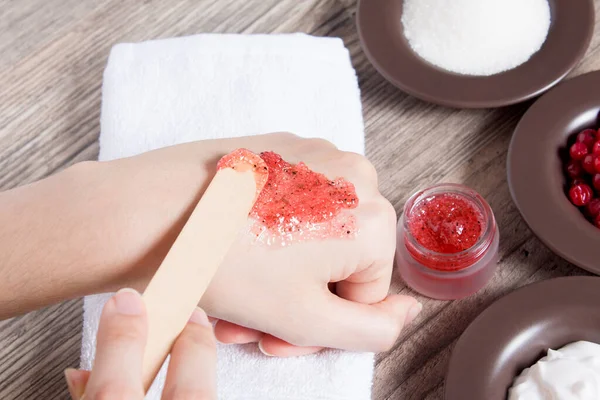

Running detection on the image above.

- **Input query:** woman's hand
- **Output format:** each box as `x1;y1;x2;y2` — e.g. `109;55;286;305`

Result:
64;289;217;400
0;133;421;355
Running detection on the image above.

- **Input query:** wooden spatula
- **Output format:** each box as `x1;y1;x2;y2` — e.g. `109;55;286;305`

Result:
141;152;265;390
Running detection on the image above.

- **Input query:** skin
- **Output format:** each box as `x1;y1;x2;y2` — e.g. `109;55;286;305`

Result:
0;133;421;394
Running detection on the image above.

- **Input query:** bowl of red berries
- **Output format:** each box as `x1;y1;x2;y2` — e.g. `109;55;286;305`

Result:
564;128;600;225
508;70;600;275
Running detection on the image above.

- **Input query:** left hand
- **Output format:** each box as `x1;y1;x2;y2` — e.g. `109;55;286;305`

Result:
2;133;416;357
64;288;217;400
104;134;416;357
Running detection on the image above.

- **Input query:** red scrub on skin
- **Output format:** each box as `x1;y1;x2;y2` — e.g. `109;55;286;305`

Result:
219;149;359;246
217;148;269;197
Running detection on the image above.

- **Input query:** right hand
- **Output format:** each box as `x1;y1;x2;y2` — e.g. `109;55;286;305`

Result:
65;289;217;400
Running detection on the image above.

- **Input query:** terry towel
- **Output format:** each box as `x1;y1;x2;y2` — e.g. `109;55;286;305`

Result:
81;33;372;400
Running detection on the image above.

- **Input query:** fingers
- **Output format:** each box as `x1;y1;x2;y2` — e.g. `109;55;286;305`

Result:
259;335;323;357
83;288;147;399
310;293;422;352
214;320;263;344
215;321;322;357
213;294;417;354
162;308;217;400
79;294;218;399
64;369;90;400
336;199;397;304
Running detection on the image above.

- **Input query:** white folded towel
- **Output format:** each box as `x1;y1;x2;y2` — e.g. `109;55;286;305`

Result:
81;33;372;400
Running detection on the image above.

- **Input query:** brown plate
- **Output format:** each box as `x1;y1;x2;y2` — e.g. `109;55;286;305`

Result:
508;71;600;275
356;0;594;108
445;277;600;399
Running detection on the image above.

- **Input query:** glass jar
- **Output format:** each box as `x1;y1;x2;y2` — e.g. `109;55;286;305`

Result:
396;184;500;300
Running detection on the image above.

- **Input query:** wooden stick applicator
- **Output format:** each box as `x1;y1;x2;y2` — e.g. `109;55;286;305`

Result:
140;149;268;390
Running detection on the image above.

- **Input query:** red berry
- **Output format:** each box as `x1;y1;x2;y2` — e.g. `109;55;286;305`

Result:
594;155;600;173
593;141;600;155
595;214;600;229
577;129;597;148
586;198;600;217
583;154;596;174
569;183;594;206
572;178;587;186
570;142;589;160
594;174;600;191
566;160;583;178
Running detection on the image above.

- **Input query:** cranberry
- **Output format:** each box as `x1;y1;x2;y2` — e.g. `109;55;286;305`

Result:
594;155;600;173
582;154;596;174
569;183;594;206
595;214;600;229
566;160;583;178
586;198;600;217
593;141;600;155
570;142;589;160
594;174;600;191
577;129;597;148
572;178;587;186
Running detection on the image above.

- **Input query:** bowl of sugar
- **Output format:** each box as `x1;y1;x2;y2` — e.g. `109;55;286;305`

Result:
356;0;594;108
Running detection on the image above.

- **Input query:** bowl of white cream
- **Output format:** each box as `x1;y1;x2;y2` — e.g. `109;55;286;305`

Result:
509;341;600;399
444;277;600;400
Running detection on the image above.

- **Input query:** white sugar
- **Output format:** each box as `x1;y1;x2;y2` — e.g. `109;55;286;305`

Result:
402;0;551;76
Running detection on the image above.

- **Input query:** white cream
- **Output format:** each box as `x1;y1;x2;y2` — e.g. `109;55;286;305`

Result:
508;341;600;400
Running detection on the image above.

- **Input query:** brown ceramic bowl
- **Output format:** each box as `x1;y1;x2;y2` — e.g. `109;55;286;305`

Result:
356;0;594;108
508;71;600;275
445;277;600;399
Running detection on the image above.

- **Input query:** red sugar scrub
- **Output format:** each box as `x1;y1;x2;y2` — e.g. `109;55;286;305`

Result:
408;193;483;254
221;149;359;246
396;184;500;300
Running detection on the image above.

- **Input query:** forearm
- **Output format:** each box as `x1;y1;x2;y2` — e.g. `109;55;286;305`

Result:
0;164;94;316
0;134;305;319
0;154;211;319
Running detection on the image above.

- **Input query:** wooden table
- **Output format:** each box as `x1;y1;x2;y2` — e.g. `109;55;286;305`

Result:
1;1;599;399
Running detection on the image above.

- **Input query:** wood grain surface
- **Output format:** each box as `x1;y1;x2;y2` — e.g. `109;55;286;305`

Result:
1;1;599;399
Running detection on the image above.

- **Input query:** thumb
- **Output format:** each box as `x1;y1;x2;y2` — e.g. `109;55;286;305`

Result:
335;260;393;304
309;293;422;352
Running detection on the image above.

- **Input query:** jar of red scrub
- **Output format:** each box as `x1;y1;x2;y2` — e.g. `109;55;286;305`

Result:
396;183;500;300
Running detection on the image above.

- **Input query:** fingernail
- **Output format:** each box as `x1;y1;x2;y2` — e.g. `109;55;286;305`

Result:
189;307;211;327
64;368;85;399
405;302;423;325
114;288;144;316
258;340;274;357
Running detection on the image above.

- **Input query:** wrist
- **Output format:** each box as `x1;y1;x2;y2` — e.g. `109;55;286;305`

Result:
99;151;217;294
